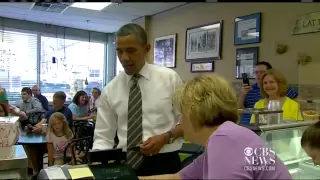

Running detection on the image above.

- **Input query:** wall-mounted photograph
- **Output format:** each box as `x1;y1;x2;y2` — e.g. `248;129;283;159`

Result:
185;21;223;62
234;13;261;45
154;34;177;68
190;61;214;73
236;47;259;79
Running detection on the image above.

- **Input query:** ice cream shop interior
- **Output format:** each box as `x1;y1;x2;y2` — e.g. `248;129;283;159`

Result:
0;2;320;180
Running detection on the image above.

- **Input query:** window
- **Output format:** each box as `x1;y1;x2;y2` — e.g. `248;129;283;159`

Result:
116;57;124;75
0;30;37;104
40;36;105;101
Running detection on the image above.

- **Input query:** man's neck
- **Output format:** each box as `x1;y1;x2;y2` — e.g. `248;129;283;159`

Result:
256;81;261;88
23;97;32;102
55;106;64;111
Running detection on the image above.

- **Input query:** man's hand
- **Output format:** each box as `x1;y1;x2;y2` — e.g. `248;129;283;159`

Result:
32;126;42;133
140;134;168;156
18;111;28;120
240;84;252;96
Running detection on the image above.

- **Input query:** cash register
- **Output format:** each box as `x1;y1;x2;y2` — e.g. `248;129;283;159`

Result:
38;148;139;180
87;148;138;180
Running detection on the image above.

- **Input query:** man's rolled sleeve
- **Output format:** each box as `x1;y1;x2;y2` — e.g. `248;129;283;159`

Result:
93;88;118;150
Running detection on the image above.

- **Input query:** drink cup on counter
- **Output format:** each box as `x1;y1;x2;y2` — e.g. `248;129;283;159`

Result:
268;100;281;110
267;100;282;125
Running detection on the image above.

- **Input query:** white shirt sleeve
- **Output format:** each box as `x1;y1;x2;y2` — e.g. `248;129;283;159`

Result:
93;88;117;150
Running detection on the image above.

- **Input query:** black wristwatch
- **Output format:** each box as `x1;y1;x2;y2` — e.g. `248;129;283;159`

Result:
167;131;175;144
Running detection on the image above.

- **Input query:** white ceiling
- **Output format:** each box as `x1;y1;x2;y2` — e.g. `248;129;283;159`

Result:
0;3;186;33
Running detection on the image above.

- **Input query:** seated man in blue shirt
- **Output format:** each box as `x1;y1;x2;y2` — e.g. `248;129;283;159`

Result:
34;91;73;131
238;61;299;124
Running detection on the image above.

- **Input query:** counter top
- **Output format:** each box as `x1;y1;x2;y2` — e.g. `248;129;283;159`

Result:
0;145;28;171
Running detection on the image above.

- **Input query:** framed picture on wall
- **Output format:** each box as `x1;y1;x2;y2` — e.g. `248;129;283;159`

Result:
153;34;177;68
185;21;223;62
234;13;261;45
190;61;214;73
236;47;259;79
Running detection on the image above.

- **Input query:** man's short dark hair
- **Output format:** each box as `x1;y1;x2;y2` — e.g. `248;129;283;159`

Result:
256;61;272;70
53;91;66;101
21;87;32;95
115;23;148;45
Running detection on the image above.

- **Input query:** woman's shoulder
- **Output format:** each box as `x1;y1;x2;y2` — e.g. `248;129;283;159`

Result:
254;98;266;107
284;97;299;106
68;103;77;108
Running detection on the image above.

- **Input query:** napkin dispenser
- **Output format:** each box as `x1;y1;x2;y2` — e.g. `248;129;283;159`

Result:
0;116;20;159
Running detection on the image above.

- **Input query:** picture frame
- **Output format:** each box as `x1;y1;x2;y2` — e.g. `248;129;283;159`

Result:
190;61;214;73
154;34;177;68
236;47;259;79
185;21;223;62
234;13;261;45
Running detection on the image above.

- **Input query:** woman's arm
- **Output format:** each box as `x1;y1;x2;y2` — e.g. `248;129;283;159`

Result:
139;173;181;180
47;143;54;166
72;114;92;121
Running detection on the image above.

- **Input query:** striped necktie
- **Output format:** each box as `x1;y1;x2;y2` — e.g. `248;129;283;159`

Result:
127;74;143;169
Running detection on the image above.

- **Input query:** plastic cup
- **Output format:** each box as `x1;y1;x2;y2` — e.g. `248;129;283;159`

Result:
41;123;48;134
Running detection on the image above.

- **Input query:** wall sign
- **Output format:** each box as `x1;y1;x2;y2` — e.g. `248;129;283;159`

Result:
292;11;320;35
234;13;261;45
236;47;259;79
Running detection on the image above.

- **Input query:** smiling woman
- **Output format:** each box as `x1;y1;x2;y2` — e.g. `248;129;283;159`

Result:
250;69;303;123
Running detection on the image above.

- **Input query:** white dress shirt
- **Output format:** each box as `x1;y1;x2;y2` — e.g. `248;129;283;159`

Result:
93;62;184;153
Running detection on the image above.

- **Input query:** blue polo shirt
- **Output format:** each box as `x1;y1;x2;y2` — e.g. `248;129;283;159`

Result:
45;106;73;126
241;83;298;124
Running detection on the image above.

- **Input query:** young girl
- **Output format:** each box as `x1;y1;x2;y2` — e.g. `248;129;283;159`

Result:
47;112;73;166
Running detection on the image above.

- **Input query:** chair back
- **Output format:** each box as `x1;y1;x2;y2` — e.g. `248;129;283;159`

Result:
72;121;94;139
64;136;92;165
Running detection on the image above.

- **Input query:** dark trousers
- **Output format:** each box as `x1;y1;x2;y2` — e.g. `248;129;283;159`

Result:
135;151;181;176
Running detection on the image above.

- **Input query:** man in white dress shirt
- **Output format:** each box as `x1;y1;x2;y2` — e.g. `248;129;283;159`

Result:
93;23;184;176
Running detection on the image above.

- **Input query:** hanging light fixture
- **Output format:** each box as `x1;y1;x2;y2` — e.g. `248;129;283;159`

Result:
63;27;67;67
85;20;90;86
0;18;5;49
52;26;58;64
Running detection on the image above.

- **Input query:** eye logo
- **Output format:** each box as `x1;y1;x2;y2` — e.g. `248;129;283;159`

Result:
244;147;253;156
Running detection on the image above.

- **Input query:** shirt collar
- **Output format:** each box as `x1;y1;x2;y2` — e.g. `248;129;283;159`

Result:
126;62;150;84
252;83;260;89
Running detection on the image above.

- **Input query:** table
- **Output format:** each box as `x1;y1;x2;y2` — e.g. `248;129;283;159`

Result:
17;132;48;173
18;132;48;144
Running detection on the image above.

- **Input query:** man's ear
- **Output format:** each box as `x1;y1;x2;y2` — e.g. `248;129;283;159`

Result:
145;43;151;53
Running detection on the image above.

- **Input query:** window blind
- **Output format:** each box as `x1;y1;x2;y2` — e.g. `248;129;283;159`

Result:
0;30;38;104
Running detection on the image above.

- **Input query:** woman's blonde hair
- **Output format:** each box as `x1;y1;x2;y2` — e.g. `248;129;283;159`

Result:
173;74;238;129
260;69;287;98
49;112;73;139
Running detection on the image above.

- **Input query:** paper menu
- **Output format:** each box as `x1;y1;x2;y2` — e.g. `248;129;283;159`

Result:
68;167;94;179
44;167;67;180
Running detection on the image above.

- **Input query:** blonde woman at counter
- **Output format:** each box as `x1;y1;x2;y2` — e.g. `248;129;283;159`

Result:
250;69;303;123
140;75;291;180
